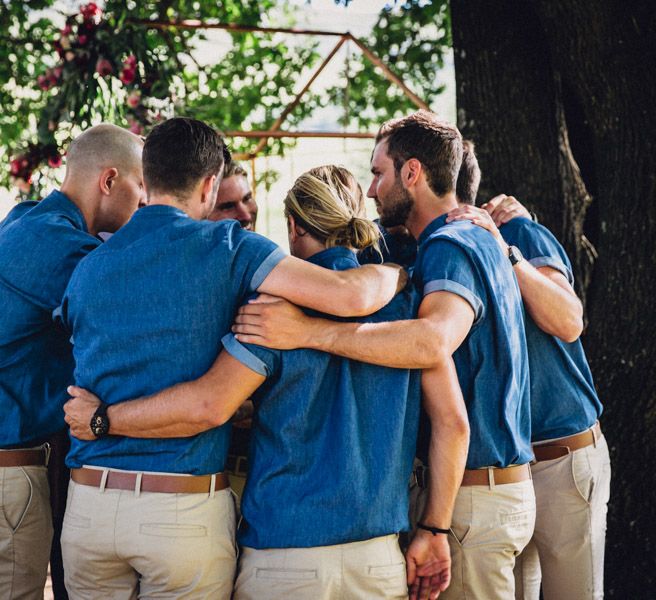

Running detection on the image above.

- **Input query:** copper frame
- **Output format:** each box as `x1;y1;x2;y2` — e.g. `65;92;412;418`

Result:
131;19;429;160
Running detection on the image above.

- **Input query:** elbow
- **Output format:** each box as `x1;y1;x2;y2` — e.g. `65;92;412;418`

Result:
559;318;583;343
551;310;584;343
333;279;379;317
418;327;451;369
198;397;229;429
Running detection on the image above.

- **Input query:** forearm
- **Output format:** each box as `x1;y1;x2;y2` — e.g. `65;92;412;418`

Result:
420;361;470;529
513;262;583;342
306;317;443;369
108;379;223;438
259;256;406;317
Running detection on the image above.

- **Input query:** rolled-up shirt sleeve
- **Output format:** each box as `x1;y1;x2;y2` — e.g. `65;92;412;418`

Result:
416;239;485;324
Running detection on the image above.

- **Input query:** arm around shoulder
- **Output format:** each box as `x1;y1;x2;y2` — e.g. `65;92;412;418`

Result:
256;255;407;317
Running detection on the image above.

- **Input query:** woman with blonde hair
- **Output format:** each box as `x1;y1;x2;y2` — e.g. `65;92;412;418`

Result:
225;165;421;600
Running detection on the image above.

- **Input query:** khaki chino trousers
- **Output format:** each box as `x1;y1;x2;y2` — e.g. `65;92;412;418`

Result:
514;434;611;600
234;534;408;600
0;464;52;600
62;475;237;600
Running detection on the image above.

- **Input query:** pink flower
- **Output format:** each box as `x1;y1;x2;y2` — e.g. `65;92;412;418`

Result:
53;66;63;79
9;159;21;176
78;34;88;45
95;57;113;76
61;25;72;36
128;120;143;135
48;154;63;168
127;90;141;108
124;54;137;68
65;51;76;62
120;68;136;85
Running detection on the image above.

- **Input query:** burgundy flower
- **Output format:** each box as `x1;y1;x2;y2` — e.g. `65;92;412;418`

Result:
120;68;136;85
9;159;21;176
61;25;72;36
78;34;88;45
95;57;113;76
48;154;63;168
124;54;137;68
37;75;51;91
81;3;101;20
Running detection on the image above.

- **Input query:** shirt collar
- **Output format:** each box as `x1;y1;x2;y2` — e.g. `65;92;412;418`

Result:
42;190;89;233
307;246;359;269
127;204;189;228
417;213;450;246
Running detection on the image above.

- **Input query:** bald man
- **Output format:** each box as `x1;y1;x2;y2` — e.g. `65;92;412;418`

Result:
0;124;144;599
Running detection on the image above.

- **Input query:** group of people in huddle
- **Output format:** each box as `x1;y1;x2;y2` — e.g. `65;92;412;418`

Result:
0;110;610;600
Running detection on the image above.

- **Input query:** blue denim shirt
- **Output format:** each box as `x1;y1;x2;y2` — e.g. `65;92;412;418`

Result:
500;217;602;441
414;214;533;469
223;246;421;548
60;205;285;474
0;191;99;447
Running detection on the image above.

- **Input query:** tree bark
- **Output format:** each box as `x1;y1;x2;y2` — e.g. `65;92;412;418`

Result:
451;0;656;596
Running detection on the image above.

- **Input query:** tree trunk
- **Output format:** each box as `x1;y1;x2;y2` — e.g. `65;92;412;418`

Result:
451;0;656;596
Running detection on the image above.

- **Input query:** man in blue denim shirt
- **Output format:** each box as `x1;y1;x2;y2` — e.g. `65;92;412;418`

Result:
58;118;405;598
0;124;145;599
231;111;536;600
449;192;610;600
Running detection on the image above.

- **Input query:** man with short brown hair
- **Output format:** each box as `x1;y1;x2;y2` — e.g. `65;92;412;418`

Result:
231;110;534;599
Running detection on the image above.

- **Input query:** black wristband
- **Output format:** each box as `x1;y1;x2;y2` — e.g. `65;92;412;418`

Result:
417;522;450;535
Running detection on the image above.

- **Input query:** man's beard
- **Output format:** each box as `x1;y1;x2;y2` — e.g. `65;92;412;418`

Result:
379;179;414;228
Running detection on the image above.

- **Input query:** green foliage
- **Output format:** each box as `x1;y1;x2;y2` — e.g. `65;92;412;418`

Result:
0;0;449;197
328;0;451;128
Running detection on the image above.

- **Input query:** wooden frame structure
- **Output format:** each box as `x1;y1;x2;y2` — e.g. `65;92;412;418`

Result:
134;19;429;160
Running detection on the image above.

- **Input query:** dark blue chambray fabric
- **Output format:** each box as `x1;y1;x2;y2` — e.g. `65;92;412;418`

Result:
0;191;99;446
60;206;285;474
414;214;533;469
223;246;421;548
500;217;602;441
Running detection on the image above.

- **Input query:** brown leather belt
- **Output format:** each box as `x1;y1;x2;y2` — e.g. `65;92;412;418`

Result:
461;463;531;486
532;422;602;462
0;445;50;467
71;467;229;494
413;462;531;489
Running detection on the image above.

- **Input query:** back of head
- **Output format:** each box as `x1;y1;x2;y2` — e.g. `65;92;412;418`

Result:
66;123;142;178
376;110;463;197
284;165;380;251
143;117;228;200
456;140;481;205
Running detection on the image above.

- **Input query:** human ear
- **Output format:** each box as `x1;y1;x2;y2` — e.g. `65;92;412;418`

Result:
99;167;119;195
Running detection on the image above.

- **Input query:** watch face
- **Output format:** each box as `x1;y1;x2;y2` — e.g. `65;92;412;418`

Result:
91;414;109;437
509;245;523;266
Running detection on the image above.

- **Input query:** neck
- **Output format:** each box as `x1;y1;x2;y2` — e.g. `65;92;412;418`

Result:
60;180;102;236
148;194;199;219
405;191;459;239
291;236;326;260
